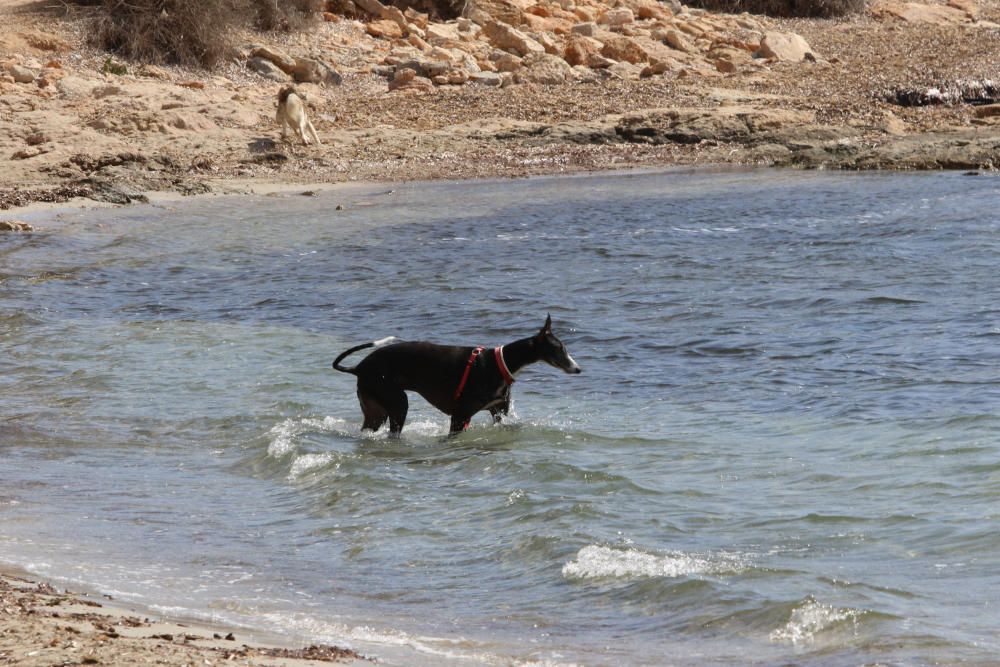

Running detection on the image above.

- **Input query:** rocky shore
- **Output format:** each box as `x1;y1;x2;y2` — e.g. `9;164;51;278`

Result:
1;0;999;212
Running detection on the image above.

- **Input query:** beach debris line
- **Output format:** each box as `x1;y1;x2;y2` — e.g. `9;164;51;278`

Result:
886;79;1000;107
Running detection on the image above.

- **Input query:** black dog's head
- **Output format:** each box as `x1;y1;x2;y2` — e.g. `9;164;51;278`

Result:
535;314;581;374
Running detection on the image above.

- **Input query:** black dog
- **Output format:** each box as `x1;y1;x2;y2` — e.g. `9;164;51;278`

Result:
333;315;581;435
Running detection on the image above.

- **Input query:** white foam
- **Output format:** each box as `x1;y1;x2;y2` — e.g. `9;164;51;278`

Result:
768;598;860;645
562;545;747;580
288;453;338;480
266;416;351;457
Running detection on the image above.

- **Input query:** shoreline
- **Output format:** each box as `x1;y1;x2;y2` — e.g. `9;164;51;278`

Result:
0;564;372;666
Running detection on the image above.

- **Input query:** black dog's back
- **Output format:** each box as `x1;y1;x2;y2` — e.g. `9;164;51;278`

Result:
355;342;473;412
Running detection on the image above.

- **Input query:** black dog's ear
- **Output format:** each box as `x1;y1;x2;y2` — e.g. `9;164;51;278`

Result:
541;313;552;334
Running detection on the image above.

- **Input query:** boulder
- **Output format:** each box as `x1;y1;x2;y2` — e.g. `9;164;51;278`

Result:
662;29;695;54
290;58;343;86
0;220;34;232
494;52;524;72
55;75;97;99
756;31;817;62
469;71;504;86
483;20;546;56
388;67;434;91
571;21;599;36
7;64;35;84
871;0;973;23
425;23;464;45
248;57;291;81
599;7;635;26
465;0;527;26
367;19;404;39
514;52;575;84
601;34;650;64
250;46;296;73
564;35;605;67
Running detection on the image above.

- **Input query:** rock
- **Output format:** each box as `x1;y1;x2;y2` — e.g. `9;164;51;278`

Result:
367;19;404;39
381;5;409;31
600;8;635;26
571;21;599;36
388;67;434;91
619;0;674;20
250;46;296;73
7;64;35;84
871;0;973;23
607;61;642;80
55;75;97;99
425;23;463;45
0;220;34;232
493;52;524;72
714;58;737;73
564;35;605;67
514;52;575;84
534;31;560;55
947;0;979;19
756;31;817;63
395;58;452;78
405;7;430;27
662;29;694;54
291;58;343;86
465;0;527;26
640;59;679;77
601;34;650;64
11;147;45;160
353;0;388;16
469;71;504;86
483;20;546;56
408;33;432;50
248;57;290;81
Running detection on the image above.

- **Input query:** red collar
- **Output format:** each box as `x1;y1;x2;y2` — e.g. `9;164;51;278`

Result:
494;346;515;385
453;346;484;401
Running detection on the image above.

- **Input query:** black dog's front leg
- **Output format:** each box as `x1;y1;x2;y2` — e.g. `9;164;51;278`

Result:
489;386;511;424
449;413;472;435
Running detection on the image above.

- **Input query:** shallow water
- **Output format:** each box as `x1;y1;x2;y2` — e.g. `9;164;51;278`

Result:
3;169;1000;666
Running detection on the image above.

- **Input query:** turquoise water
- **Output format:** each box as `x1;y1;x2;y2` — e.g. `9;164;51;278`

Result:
2;170;1000;665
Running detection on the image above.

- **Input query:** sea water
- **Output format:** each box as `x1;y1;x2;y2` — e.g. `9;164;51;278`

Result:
2;169;999;666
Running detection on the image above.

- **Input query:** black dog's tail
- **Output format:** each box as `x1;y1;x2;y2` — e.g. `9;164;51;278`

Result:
332;336;398;374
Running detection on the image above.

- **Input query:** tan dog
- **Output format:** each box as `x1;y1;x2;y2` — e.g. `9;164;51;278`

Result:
276;85;322;146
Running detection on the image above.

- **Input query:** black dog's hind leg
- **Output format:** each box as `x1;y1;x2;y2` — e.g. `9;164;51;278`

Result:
359;384;408;435
385;390;408;435
358;389;388;432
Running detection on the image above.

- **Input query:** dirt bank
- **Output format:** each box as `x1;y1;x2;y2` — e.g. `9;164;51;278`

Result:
1;0;998;212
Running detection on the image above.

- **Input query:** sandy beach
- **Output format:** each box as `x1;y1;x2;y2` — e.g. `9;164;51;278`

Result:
1;566;369;666
1;0;999;216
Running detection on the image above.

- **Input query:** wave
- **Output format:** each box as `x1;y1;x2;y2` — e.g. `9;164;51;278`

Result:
768;597;866;645
561;544;749;580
